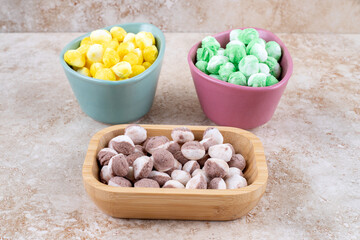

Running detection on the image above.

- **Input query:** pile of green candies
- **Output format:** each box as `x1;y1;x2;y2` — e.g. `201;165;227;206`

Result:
195;28;282;87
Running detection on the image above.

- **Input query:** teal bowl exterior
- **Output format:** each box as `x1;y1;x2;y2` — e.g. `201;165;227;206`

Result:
60;23;165;124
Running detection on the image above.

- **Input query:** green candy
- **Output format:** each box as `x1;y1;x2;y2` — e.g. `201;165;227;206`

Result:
250;43;268;62
240;28;259;45
202;36;220;51
216;48;225;56
246;38;265;54
258;63;270;75
266;75;279;86
225;44;246;65
248;73;267;87
228;71;247;86
195;61;209;74
219;62;236;81
265;57;281;78
226;40;245;49
207;55;229;74
238;55;259;77
265;41;282;61
229;29;243;41
209;74;222;80
197;47;216;62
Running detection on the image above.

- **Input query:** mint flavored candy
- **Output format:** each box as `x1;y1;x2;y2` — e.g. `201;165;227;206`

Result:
195;28;282;87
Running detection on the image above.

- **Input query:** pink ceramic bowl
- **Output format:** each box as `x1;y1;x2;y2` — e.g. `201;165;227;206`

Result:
188;28;293;129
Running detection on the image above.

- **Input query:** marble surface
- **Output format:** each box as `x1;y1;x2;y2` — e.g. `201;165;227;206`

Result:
0;32;359;239
1;0;360;33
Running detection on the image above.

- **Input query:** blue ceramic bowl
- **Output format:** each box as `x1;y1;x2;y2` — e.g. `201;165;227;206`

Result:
60;23;165;124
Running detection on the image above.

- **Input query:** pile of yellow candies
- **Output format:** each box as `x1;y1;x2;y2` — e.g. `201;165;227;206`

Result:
64;27;158;81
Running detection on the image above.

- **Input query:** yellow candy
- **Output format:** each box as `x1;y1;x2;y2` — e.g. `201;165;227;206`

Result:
135;32;153;50
77;44;90;56
94;68;116;81
90;29;112;44
103;48;120;68
145;32;156;45
86;44;104;63
76;67;91;77
90;62;104;77
142;62;152;69
80;37;92;46
123;33;136;45
143;45;158;64
117;42;135;59
102;39;119;51
64;49;85;68
111;61;132;78
110;26;127;42
131;48;144;65
116;76;128;81
123;52;139;66
129;65;146;77
85;58;94;69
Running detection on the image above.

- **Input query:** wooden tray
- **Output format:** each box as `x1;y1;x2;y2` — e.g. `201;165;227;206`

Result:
82;124;268;221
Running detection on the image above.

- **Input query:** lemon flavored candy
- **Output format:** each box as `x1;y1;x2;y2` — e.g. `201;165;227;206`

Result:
64;27;158;81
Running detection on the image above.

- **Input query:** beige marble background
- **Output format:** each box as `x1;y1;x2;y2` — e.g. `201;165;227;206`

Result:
1;0;360;33
0;31;359;239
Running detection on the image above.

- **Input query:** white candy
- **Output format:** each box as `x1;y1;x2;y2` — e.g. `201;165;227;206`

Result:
125;125;147;144
86;44;104;63
133;156;153;179
226;167;243;179
90;29;112;43
100;165;114;184
259;63;270;75
171;127;194;143
192;169;210;183
250;43;268;62
225;175;247;189
163;180;185;189
171;170;191;186
186;174;207;189
203;128;223;145
208;144;233;162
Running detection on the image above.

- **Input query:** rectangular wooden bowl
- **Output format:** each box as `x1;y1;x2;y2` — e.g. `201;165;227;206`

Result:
82;124;268;221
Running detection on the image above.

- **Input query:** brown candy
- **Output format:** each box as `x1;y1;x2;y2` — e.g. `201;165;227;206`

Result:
173;151;190;165
134;178;160;188
108;177;132;187
151;149;175;172
148;171;171;187
203;158;229;179
133;156;153;179
109;154;129;177
109;135;135;155
185;174;207;189
228;154;246;171
126;151;145;166
197;154;210;168
182;160;200;174
165;159;182;175
166;141;181;154
97;148;117;166
208;178;226;189
145;136;170;154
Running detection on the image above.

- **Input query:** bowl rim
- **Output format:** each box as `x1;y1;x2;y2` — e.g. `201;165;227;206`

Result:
82;124;268;196
59;22;166;86
187;27;293;92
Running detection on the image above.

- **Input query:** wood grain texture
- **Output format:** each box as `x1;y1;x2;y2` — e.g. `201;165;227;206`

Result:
82;124;268;221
